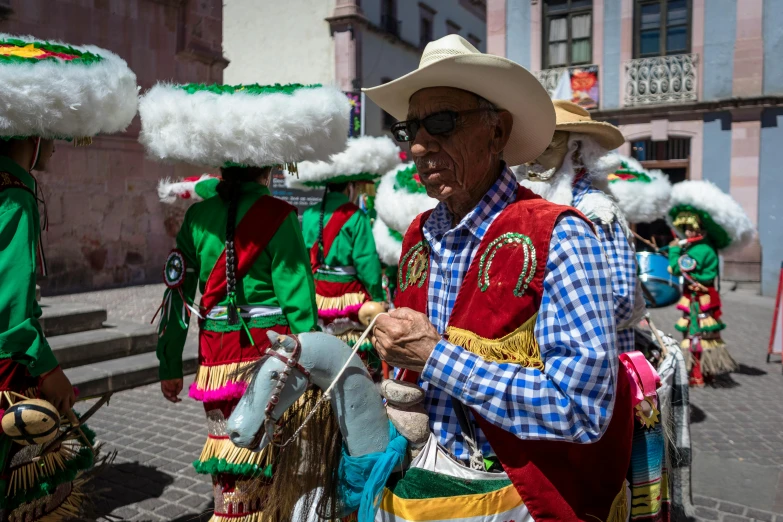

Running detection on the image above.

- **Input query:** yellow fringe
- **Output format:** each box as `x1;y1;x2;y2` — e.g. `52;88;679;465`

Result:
9;478;86;522
194;361;258;392
675;317;690;329
698;293;712;308
676;296;690;309
198;435;273;469
698;316;720;329
315;292;366;312
9;443;78;495
606;482;629;522
211;513;269;522
445;314;542;369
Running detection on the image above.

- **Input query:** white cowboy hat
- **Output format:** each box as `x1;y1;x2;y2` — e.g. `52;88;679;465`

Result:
362;35;555;166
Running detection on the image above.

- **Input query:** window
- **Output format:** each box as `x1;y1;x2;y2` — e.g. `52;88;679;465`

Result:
381;77;396;130
419;3;436;49
543;0;592;69
446;20;461;36
634;0;690;58
381;0;400;37
467;33;482;49
631;137;690;163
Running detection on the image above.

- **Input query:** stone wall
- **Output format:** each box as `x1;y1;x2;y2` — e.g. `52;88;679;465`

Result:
1;0;227;294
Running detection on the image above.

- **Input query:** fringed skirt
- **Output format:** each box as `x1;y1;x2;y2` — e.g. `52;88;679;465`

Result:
190;320;291;522
674;287;737;382
0;360;102;522
314;278;380;378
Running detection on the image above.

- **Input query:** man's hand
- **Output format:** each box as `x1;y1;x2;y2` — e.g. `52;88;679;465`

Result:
669;238;680;247
39;367;76;414
372;307;441;372
161;379;183;403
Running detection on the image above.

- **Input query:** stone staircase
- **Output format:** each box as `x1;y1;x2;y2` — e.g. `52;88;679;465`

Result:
38;299;197;399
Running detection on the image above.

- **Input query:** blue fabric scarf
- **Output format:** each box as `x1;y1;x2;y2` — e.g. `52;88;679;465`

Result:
337;421;408;521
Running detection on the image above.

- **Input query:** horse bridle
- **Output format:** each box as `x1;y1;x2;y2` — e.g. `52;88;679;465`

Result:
256;334;311;448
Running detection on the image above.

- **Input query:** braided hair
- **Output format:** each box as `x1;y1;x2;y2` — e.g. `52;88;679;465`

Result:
317;182;350;266
217;166;270;325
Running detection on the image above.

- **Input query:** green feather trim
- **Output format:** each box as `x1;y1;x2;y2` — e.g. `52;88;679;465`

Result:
202;314;288;333
0;37;103;65
179;83;322;96
388;227;404;242
303;172;382;187
2;422;97;510
669;204;731;249
393;164;426;194
193;457;273;478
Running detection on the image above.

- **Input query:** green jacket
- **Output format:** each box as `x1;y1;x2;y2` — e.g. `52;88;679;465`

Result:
668;241;719;286
157;183;318;380
0;156;57;376
302;192;385;302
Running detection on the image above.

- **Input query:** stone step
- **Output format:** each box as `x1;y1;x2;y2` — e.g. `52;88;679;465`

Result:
38;299;108;337
49;320;157;370
65;340;198;399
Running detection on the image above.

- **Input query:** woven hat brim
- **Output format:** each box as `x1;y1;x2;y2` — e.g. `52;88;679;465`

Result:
363;54;555;166
555;121;625;150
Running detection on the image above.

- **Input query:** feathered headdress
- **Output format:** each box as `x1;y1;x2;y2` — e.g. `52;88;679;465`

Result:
607;155;672;224
669;180;755;251
0;34;138;141
157;174;219;204
287;136;401;189
139;83;350;168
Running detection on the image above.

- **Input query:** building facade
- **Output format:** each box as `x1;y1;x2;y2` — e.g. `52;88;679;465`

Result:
489;0;783;295
223;0;487;137
1;0;226;294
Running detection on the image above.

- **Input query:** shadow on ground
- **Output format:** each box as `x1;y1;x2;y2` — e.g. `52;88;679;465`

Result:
171;508;213;522
690;404;707;424
94;462;174;516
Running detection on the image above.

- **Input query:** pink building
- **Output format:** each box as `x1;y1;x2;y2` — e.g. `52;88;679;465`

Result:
488;0;783;295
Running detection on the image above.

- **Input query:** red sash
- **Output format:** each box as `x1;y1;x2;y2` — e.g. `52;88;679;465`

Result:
200;196;296;313
309;202;359;272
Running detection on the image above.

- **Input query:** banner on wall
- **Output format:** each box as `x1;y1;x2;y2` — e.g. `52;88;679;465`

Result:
568;65;600;110
345;91;363;137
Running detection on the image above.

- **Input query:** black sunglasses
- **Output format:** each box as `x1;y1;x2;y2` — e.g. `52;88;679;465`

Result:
390;108;495;143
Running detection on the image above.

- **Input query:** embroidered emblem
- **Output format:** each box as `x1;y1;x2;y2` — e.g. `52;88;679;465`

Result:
478;233;537;297
164;249;186;289
678;255;697;273
399;241;429;292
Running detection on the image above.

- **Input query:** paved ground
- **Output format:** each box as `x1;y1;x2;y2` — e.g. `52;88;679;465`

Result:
54;284;783;521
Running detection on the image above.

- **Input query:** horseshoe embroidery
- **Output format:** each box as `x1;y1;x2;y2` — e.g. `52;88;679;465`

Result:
477;233;537;297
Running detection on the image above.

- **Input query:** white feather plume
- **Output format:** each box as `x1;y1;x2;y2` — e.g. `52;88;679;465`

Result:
670;180;755;252
139;84;350;167
288;136;401;188
373;218;403;266
0;34;138;138
375;164;438;235
157;174;216;204
606;154;672;224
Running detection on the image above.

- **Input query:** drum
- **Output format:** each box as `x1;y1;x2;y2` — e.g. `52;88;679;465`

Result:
637;252;681;308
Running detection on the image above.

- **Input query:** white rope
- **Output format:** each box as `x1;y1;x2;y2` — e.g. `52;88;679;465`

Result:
270;312;389;447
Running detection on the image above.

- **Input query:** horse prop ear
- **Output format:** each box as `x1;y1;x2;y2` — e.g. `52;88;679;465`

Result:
266;330;279;345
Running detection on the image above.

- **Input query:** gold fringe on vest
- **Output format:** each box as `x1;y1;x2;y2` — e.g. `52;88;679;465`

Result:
605;482;629;522
445;314;543;370
194;361;258;392
9;479;86;522
315;292;367;312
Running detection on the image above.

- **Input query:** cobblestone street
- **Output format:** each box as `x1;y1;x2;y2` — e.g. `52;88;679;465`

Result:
55;284;783;521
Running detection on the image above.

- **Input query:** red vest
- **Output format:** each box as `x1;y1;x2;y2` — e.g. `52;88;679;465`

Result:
396;186;634;522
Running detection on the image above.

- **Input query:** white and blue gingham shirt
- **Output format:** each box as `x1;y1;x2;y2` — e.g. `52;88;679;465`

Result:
418;166;617;461
572;176;638;354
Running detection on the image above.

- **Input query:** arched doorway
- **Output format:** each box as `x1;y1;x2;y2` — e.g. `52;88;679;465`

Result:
630;136;691;250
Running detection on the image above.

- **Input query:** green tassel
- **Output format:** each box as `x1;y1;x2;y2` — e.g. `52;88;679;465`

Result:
228;293;255;346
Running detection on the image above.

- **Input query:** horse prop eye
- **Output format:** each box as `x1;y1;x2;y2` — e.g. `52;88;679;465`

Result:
270;371;280;381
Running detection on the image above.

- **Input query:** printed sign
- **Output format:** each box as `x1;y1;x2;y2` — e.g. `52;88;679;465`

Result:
569;65;600;109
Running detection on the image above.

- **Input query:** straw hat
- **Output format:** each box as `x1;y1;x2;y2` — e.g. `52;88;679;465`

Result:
362;35;555;166
553;100;624;150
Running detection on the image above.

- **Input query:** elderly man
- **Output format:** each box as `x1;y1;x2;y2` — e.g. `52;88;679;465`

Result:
366;35;633;521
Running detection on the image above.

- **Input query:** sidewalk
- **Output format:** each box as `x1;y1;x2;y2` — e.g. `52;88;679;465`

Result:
57;284;782;521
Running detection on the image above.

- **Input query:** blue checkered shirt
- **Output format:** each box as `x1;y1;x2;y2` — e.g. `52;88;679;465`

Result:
572;176;638;354
417;166;617;461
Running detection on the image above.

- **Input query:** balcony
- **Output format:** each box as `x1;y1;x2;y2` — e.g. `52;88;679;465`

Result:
534;65;600;110
624;54;698;107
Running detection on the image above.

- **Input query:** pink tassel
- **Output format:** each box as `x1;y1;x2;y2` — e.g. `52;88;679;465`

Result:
318;302;364;319
188;381;248;402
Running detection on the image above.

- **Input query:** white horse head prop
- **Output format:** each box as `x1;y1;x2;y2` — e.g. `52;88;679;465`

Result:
227;331;390;458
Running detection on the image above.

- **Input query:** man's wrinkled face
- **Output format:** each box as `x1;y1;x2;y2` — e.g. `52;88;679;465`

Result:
519;131;569;180
406;87;498;204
